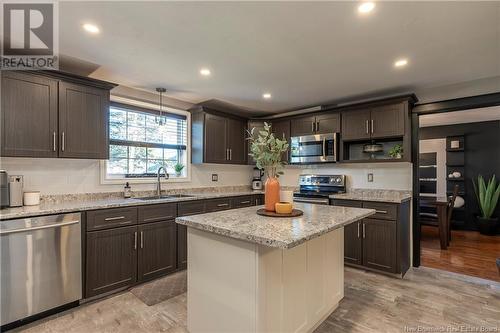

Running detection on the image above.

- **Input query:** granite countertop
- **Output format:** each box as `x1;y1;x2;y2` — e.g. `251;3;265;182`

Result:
176;202;375;249
0;190;264;221
330;189;412;203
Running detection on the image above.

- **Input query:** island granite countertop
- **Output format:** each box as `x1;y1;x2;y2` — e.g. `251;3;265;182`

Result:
0;190;264;221
330;188;412;203
176;202;375;249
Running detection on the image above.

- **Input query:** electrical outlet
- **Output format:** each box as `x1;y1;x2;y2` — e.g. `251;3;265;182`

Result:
212;174;218;182
367;173;374;182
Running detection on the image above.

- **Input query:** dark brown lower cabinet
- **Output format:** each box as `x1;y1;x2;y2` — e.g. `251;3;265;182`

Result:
344;221;363;266
177;225;188;270
85;226;138;298
362;218;397;273
138;220;177;282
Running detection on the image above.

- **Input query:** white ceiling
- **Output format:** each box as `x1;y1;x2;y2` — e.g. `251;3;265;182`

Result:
59;1;500;113
419;105;500;127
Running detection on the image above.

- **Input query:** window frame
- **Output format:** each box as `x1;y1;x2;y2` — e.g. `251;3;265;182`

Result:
100;97;191;185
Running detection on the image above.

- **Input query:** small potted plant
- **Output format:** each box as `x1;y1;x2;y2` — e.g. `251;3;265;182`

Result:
174;163;184;177
247;123;289;212
388;144;403;159
473;175;500;235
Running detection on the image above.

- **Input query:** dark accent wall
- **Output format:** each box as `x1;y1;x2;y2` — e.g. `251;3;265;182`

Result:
419;120;500;230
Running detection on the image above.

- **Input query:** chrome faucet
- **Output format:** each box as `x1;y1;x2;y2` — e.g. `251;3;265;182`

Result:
156;166;169;197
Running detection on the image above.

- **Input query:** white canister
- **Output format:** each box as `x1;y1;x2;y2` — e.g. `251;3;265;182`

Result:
280;190;294;203
23;191;40;206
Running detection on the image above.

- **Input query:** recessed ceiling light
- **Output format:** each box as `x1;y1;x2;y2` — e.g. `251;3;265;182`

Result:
262;93;272;99
200;68;211;76
358;2;375;14
394;58;408;68
82;23;100;34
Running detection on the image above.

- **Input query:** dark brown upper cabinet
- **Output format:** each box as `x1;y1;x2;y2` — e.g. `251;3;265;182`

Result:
1;70;116;159
191;107;247;165
271;119;291;162
290;113;340;137
1;71;58;158
58;82;110;159
341;102;407;141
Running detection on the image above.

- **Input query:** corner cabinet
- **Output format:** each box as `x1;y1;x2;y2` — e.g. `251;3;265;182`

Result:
191;107;247;165
1;70;116;159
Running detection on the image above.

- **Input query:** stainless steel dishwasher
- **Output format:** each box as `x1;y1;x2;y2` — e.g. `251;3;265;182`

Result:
0;213;82;326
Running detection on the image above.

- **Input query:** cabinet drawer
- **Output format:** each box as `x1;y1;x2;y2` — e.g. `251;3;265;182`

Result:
87;207;138;231
232;195;254;208
330;199;363;208
206;198;233;212
362;202;397;221
178;200;206;217
138;203;177;224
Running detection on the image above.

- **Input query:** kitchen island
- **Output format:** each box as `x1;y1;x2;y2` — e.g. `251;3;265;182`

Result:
176;202;375;333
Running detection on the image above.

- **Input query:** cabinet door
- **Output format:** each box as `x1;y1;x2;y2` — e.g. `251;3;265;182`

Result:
341;109;371;141
370;104;405;139
86;226;137;298
271;119;291;162
344;221;363;265
177;224;187;270
290;115;316;137
315;113;340;134
247;121;265;165
1;72;58;157
362;218;397;273
138;220;177;282
58;81;109;159
204;113;228;163
227;118;247;164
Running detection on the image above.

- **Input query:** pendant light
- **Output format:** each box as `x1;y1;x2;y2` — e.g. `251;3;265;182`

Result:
155;87;167;126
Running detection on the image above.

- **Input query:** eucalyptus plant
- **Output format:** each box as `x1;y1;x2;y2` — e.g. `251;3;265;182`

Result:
473;175;500;219
247;122;289;178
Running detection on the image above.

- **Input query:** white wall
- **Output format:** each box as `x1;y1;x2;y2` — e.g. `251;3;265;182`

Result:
279;162;412;191
0;157;254;195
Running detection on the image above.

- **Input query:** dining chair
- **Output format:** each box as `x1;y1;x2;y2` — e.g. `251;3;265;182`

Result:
420;184;459;246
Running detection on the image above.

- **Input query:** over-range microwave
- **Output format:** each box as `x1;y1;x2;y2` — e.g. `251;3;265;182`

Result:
290;133;337;164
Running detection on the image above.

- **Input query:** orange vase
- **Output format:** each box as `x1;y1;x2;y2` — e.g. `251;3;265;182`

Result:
265;177;281;212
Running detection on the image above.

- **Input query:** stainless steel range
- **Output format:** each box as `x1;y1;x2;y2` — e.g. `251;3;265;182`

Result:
293;174;346;205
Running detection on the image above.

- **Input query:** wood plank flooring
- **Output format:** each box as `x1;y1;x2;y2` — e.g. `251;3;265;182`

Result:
13;267;500;333
421;225;500;282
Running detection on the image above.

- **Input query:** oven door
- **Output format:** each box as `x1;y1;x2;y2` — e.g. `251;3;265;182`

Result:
290;133;337;164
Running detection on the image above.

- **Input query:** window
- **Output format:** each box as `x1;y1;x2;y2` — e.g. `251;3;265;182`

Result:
105;102;188;180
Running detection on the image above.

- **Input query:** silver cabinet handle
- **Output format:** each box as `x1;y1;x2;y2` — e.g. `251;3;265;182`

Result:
104;216;125;221
140;231;144;249
316;121;320;133
362;223;366;238
375;210;388;214
357;222;360;238
61;132;65;152
312;121;315;133
365;120;369;134
217;203;229;207
229;149;232;161
240;200;251;204
53;131;56;152
226;148;229;160
322;137;326;159
134;231;137;250
371;119;374;134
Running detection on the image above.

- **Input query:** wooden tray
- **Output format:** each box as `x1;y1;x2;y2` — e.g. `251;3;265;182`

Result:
256;208;303;218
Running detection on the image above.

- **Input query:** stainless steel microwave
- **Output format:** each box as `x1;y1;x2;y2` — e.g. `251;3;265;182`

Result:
290;133;337;164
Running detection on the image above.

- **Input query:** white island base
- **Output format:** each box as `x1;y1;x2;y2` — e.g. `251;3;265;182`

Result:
187;227;345;333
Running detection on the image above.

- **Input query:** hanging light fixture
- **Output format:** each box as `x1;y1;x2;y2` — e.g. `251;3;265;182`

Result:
155;87;167;126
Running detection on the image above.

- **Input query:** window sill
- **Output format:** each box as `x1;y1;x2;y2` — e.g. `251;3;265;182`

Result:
100;176;191;185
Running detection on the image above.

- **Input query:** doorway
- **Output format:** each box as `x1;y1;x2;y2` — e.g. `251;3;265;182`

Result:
412;97;500;282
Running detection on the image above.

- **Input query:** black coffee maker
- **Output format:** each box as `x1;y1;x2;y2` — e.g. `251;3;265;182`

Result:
252;167;264;190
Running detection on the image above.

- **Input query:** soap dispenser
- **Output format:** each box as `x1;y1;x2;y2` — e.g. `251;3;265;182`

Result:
124;182;132;198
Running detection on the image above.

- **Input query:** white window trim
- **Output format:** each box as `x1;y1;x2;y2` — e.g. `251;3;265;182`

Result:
100;95;192;185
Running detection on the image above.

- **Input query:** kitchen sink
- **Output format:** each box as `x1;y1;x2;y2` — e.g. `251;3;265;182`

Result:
135;194;195;200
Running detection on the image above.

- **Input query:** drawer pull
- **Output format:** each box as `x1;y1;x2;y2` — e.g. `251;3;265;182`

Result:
104;216;126;221
240;201;251;204
217;203;229;207
375;210;388;214
143;216;174;223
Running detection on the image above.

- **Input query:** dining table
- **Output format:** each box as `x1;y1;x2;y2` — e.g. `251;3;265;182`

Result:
419;196;450;249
